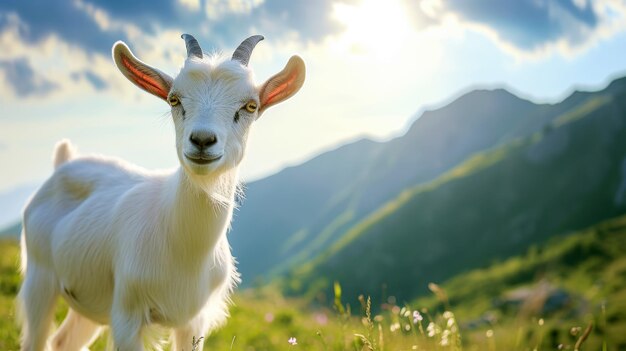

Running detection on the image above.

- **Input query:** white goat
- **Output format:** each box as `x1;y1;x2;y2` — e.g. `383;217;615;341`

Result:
17;34;305;351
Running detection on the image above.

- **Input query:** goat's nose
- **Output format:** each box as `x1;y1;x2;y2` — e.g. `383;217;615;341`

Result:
189;131;217;149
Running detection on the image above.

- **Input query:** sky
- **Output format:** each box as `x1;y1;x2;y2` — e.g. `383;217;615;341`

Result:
1;0;626;195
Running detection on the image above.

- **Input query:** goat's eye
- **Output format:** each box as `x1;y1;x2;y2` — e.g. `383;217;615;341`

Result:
168;96;180;107
244;101;257;113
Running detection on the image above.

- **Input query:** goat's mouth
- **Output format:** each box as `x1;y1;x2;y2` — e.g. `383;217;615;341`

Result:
184;153;223;165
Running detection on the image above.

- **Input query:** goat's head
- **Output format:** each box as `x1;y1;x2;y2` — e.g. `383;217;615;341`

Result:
112;34;305;178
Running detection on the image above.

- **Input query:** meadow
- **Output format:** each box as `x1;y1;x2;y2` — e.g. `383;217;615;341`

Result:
1;219;621;351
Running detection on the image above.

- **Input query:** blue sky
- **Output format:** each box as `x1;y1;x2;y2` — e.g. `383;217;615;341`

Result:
1;0;626;195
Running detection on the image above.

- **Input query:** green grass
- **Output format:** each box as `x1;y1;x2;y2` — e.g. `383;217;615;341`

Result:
0;228;622;351
413;214;626;351
0;240;20;350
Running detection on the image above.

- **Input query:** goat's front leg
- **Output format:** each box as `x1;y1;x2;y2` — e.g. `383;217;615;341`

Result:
172;316;207;351
110;297;145;351
111;311;144;350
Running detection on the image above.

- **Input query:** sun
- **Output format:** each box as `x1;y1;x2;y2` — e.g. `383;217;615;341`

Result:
332;0;415;62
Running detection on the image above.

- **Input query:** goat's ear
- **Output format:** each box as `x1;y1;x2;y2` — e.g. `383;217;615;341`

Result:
258;55;305;115
112;41;173;101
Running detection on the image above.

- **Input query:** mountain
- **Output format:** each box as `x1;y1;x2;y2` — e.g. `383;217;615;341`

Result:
283;77;626;302
0;221;21;241
230;77;626;287
232;89;554;283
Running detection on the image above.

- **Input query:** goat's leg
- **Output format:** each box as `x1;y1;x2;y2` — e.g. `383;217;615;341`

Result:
110;300;144;351
18;264;58;351
50;309;102;351
172;317;207;351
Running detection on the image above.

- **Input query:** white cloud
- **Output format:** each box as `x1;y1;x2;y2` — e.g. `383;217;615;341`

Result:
0;12;189;104
178;0;201;11
0;18;118;100
205;0;265;20
71;0;144;43
421;0;626;60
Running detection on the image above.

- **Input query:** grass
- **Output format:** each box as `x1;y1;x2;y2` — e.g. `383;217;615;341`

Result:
0;240;20;350
0;236;618;351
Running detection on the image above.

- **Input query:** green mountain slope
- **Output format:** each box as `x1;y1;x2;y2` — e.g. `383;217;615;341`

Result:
232;87;563;283
285;79;626;302
418;213;626;317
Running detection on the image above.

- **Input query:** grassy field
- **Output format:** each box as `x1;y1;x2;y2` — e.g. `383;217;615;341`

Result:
0;233;620;351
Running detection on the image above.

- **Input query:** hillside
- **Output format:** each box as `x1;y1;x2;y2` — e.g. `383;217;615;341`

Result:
231;76;626;287
415;213;626;350
284;77;626;302
419;213;626;316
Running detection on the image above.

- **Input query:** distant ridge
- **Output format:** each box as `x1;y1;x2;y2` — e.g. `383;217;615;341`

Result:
0;221;21;241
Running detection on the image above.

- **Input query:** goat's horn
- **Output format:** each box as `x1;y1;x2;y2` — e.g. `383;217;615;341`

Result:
232;35;264;66
181;34;203;59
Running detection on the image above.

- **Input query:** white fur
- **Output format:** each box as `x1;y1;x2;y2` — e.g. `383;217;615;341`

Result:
17;37;305;351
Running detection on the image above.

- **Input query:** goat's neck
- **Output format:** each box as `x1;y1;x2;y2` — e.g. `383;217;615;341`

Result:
166;168;237;262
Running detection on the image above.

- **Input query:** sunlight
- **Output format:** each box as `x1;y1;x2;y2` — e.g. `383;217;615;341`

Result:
332;0;415;62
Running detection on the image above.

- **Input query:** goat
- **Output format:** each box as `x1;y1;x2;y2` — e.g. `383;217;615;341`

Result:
17;34;305;351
